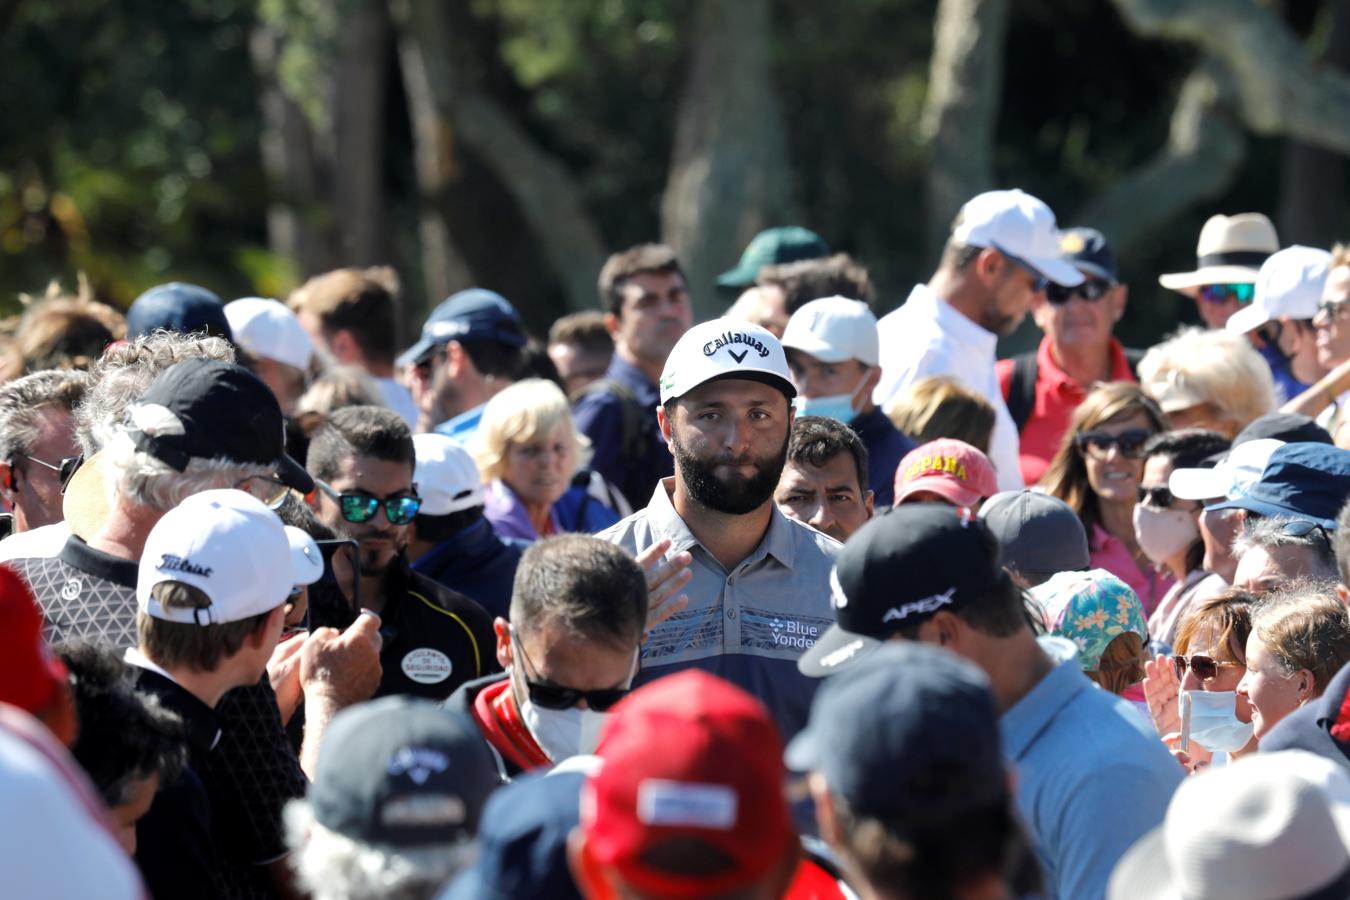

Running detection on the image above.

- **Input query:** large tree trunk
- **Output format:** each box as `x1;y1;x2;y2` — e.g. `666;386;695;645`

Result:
660;0;791;318
332;0;391;268
389;0;606;316
1276;0;1350;246
920;0;1009;261
1076;64;1245;251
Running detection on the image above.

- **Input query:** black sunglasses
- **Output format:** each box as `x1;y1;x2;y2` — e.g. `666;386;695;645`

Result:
512;629;630;712
1279;519;1332;544
1075;428;1151;460
1045;278;1114;305
317;480;422;525
22;454;84;493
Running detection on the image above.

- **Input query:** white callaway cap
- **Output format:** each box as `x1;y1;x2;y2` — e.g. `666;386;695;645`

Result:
138;489;322;625
658;318;795;404
951;189;1083;288
1227;245;1332;335
780;296;879;366
1169;438;1284;502
224;297;315;371
413;433;484;516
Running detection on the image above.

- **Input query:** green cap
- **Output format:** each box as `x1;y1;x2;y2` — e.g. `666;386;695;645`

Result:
715;226;830;288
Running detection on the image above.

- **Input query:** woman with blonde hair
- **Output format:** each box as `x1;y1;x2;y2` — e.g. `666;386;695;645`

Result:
1041;381;1172;614
472;378;619;541
1136;326;1276;437
884;375;996;454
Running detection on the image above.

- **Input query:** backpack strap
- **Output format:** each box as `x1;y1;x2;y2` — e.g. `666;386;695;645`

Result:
1005;352;1039;433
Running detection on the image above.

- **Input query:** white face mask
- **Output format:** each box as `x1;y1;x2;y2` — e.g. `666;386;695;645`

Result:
1133;503;1199;564
1184;689;1255;753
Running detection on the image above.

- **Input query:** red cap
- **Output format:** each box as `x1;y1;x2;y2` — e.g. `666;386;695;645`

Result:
0;565;67;715
582;670;795;898
895;438;998;509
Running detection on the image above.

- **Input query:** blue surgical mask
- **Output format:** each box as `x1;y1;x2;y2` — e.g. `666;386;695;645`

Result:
793;370;871;425
1185;689;1255;753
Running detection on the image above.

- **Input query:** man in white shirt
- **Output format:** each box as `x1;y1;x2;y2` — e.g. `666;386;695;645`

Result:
874;189;1082;490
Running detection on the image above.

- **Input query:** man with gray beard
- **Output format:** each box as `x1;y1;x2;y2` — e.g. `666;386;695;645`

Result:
598;318;840;739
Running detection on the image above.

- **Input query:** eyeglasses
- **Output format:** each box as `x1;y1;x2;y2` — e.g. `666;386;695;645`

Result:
21;454;83;490
316;480;422;525
1075;428;1151;460
1199;283;1255;305
1137;485;1179;509
1045;278;1115;305
1314;299;1350;326
235;474;292;510
1173;654;1243;682
512;628;631;712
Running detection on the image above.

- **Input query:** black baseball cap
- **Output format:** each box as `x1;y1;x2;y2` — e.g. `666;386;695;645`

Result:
798;503;1003;678
126;282;234;342
130;358;312;494
786;642;1006;828
1058;227;1116;282
1233;412;1333;447
308;697;501;849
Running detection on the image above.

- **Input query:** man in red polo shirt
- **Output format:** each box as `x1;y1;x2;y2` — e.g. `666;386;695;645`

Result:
998;228;1142;485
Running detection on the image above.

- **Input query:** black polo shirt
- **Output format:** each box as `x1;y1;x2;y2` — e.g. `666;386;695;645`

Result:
374;557;498;701
132;664;225;900
10;536;307;896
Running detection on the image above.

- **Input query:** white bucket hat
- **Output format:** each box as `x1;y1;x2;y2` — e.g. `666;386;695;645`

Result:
1107;750;1350;900
1159;213;1280;293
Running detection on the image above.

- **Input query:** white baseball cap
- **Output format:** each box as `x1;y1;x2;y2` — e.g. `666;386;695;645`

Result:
413;433;484;516
1169;438;1284;502
780;296;879;366
951;189;1084;288
224;297;315;371
658;318;795;404
1227;245;1332;335
138;489;322;625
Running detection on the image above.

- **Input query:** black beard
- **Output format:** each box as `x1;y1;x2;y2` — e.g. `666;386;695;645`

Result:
670;431;787;515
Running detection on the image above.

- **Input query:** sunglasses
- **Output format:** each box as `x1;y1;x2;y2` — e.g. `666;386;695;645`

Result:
234;474;292;510
1137;485;1178;509
317;480;422;525
1279;519;1331;544
22;454;83;492
1045;278;1115;305
1075;428;1151;460
1314;299;1350;325
1199;283;1255;305
512;629;631;712
1173;654;1243;682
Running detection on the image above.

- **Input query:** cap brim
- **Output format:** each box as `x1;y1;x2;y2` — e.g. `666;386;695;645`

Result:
1072;261;1116;282
796;624;883;679
1225;303;1271;335
715;264;759;289
395;338;438;370
285;526;325;587
1105;826;1173;899
1026;255;1085;288
780;332;851;364
277;454;314;495
1204;496;1339;531
895;478;983;509
62;449;111;541
1168;466;1229;501
1159;266;1260;292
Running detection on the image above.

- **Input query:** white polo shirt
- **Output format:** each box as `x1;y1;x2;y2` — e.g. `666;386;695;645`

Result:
874;283;1025;490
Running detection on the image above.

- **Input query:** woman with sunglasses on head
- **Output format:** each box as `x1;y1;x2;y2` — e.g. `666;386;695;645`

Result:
1136;327;1276;438
472;379;620;543
1041;382;1173;615
1135;429;1232;649
1143;589;1258;771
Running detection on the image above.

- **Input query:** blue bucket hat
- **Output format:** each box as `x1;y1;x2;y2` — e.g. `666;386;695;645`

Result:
397;288;527;369
1205;442;1350;531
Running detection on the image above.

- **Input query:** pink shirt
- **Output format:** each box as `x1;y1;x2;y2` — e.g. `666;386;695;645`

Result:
1088;523;1175;618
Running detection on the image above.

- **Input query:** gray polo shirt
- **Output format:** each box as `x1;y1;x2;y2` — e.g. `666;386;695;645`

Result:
599;477;841;738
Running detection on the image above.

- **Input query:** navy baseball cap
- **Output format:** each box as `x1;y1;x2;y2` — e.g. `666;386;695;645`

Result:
440;770;585;900
1058;227;1116;282
1205;442;1350;530
786;642;1006;827
126;282;233;342
308;697;501;849
1261;660;1350;772
797;503;1003;678
397;288;527;368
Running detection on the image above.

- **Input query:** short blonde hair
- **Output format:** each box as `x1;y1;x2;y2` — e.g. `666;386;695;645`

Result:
885;376;996;454
1136;327;1275;433
472;379;590;482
